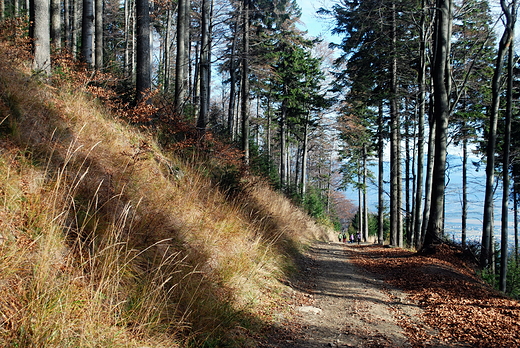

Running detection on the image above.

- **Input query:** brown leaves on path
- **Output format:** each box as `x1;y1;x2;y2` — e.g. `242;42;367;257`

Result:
349;244;520;348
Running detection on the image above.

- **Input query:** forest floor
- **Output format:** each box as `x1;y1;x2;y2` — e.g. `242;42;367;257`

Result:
260;241;520;348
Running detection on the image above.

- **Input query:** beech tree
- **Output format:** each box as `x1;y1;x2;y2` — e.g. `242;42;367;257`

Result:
481;0;515;268
31;0;51;74
423;0;453;250
81;0;94;65
135;0;150;102
175;0;189;113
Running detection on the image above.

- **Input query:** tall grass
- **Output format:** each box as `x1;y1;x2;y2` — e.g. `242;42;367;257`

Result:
0;37;332;347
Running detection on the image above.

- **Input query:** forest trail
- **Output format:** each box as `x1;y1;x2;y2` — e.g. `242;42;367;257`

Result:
262;241;453;348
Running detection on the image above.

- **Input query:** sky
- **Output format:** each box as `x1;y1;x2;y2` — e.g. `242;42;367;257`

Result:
297;0;336;40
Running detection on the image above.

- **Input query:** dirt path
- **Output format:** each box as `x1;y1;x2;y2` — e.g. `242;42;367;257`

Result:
264;241;428;348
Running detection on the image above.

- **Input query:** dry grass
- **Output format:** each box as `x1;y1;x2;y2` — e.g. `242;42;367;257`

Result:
0;37;331;347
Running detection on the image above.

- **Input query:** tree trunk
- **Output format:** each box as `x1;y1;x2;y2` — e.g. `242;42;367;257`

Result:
198;0;211;131
72;0;79;56
500;18;515;292
50;0;61;49
280;103;287;189
81;0;94;66
389;1;402;247
135;0;151;102
405;109;411;247
64;0;70;48
241;0;250;164
481;0;513;268
378;103;384;245
423;0;452;251
515;188;518;263
162;7;172;92
124;0;132;76
227;15;239;138
175;0;188;114
462;137;468;248
414;0;429;247
363;144;368;242
31;0;51;74
301;111;309;198
94;0;103;70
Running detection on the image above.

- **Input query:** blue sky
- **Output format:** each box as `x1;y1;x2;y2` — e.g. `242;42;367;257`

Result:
297;0;336;39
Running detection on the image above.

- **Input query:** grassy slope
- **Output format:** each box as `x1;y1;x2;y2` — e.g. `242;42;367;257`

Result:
0;39;332;347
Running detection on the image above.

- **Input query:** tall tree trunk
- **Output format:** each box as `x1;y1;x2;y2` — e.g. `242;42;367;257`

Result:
175;0;188;114
81;0;94;66
358;160;363;241
301;111;309;198
500;15;515;292
124;0;132;76
64;0;70;47
31;0;51;74
50;0;61;49
390;1;403;247
162;7;172;92
94;0;102;70
227;16;239;138
280;103;287;189
423;0;452;251
266;93;272;169
421;95;435;247
378;103;384;245
515;187;518;263
405;110;411;246
363;144;368;242
135;0;151;102
462;137;468;249
198;0;211;131
72;0;79;56
481;0;513;268
241;0;250;164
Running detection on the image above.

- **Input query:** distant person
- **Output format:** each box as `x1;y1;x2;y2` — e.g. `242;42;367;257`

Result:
338;232;343;242
342;232;347;243
349;234;354;243
356;232;361;244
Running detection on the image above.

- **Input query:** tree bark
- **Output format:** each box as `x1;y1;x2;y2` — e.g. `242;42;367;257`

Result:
378;103;384;245
81;0;94;66
481;0;513;268
413;0;428;247
500;16;515;292
94;0;103;70
423;0;452;250
175;0;188;114
227;15;239;138
135;0;151;102
389;1;403;247
241;0;250;164
50;0;61;49
301;111;309;198
462;137;468;249
31;0;51;74
198;0;211;131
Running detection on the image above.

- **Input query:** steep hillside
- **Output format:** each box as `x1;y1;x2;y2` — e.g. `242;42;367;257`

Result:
0;37;332;347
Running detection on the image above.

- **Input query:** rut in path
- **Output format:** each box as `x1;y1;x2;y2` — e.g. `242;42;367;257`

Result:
264;241;438;348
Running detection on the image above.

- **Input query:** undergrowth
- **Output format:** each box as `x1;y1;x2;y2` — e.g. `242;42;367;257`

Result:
0;26;332;347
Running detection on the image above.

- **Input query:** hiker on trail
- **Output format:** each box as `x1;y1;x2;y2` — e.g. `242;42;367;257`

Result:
349;234;354;243
338;232;343;242
356;232;361;244
342;232;347;243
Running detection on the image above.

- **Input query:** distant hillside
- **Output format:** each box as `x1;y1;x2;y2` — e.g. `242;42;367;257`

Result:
0;39;332;347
